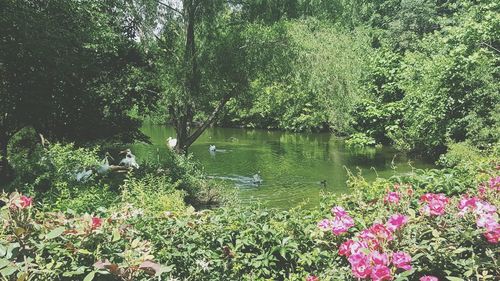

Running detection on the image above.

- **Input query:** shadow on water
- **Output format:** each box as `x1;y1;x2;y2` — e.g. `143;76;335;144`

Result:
132;123;436;209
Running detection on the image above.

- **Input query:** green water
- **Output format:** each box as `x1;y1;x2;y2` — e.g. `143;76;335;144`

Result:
133;123;435;209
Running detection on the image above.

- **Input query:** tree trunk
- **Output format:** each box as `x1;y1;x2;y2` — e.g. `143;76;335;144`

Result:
0;133;11;184
174;0;198;154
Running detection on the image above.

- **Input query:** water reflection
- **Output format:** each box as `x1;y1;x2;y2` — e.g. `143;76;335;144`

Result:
133;124;435;209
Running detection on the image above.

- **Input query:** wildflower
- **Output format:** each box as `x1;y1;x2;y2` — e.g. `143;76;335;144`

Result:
384;192;400;204
348;252;371;279
420;276;438;281
317;219;331;231
392;251;412;270
20;196;33;208
91;217;103;230
386;214;408;232
370;264;392;281
306;275;319;281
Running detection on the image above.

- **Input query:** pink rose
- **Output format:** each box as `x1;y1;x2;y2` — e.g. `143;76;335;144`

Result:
331;215;354;235
370;265;392;281
91;217;103;230
476;214;498;232
348;253;371;279
370;251;389;266
331;206;347;217
392;251;412;270
384;192;400;204
339;239;354;257
306;275;319;281
484;227;500;244
488;176;500;191
420;193;449;216
20;196;33;208
386;214;408;232
370;223;393;241
420;276;438;281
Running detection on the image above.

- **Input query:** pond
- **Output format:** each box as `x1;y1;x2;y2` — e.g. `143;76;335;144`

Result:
133;123;435;209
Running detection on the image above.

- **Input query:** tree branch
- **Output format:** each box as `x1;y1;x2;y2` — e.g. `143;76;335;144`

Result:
185;90;235;147
157;1;184;17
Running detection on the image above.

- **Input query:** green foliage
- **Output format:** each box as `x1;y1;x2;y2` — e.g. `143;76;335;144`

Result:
345;133;377;148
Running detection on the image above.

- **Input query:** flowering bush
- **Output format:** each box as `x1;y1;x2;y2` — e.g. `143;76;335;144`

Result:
317;174;499;280
0;192;162;281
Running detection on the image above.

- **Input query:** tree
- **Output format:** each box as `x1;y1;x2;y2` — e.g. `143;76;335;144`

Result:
136;0;288;153
0;0;158;180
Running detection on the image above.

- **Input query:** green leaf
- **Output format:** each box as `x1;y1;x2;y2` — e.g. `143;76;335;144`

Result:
46;227;65;240
446;277;465;281
111;228;121;242
83;271;96;281
0;266;17;276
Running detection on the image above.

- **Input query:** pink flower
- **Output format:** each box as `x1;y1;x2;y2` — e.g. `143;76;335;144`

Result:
484;227;499;244
91;217;103;230
420;276;438;281
488;176;500;191
339;239;354;257
386;214;408;232
348;253;372;279
476;214;498;232
392;251;412;270
317;219;331;231
370;265;392;281
306;275;319;281
369;223;393;241
331;212;354;236
331;206;347;217
370;251;389;266
20;196;33;208
420;193;449;216
458;195;478;211
475;201;497;215
384;192;400;204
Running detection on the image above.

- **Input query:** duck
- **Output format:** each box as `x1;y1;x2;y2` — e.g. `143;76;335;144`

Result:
252;171;263;185
167;137;177;149
119;149;139;169
209;145;216;152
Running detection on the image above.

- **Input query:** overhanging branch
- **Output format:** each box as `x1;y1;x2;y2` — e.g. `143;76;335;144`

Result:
185;90;235;147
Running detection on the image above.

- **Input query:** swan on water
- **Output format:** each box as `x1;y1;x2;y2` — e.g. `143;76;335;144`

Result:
252;171;263;185
76;169;93;182
209;145;216;152
119;149;139;169
167;137;177;149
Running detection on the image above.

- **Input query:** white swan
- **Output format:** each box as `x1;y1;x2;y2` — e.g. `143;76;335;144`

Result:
209;145;216;152
252;171;262;185
97;153;113;174
76;169;93;182
167;137;177;149
119;149;139;169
